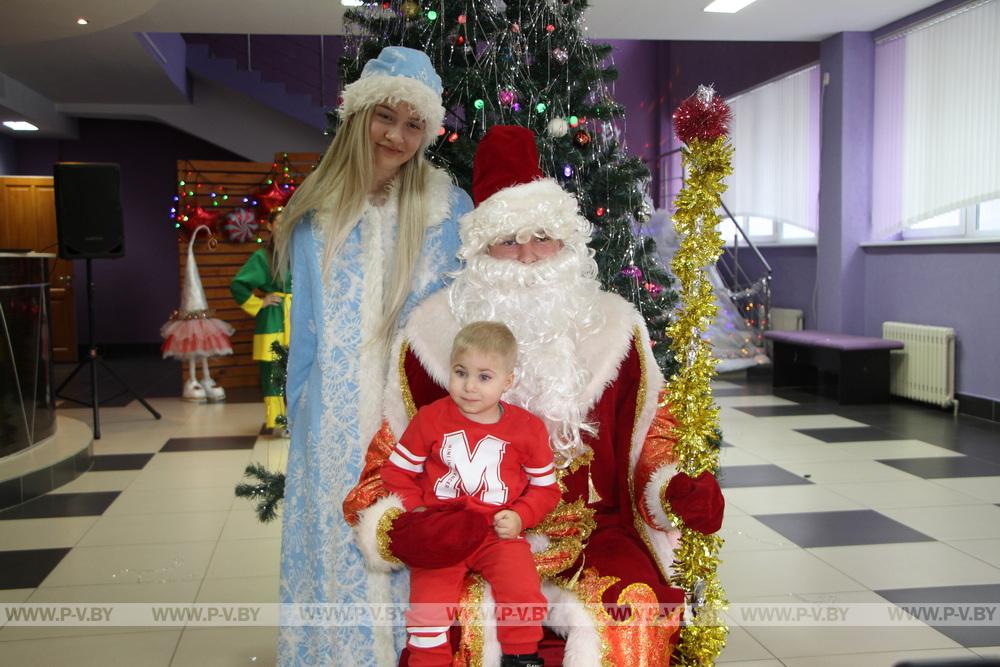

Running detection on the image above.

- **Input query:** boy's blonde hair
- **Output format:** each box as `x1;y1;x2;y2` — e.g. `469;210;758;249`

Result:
450;321;518;371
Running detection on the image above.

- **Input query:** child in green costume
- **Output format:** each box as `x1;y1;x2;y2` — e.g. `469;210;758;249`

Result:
230;213;291;434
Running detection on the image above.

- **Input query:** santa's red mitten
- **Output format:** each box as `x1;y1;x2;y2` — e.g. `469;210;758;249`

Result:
388;503;490;569
664;471;725;534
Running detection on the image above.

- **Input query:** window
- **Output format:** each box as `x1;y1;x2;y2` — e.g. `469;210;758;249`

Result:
901;200;1000;240
719;216;816;246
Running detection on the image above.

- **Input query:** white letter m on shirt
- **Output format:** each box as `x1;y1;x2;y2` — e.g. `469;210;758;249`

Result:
434;431;509;505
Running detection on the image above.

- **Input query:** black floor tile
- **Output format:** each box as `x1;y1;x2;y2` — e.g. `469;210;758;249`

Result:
160;435;257;452
876;584;1000;647
796;426;902;443
877;456;1000;479
735;405;839;417
719;465;812;488
0;491;120;520
755;510;934;548
90;454;154;471
0;549;71;589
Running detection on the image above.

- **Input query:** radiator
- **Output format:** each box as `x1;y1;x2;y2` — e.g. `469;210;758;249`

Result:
770;307;804;331
882;321;956;408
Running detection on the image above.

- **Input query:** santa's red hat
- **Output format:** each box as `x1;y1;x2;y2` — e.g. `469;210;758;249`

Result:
459;125;591;258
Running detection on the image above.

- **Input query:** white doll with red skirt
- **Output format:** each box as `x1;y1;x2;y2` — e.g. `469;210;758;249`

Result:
161;224;235;401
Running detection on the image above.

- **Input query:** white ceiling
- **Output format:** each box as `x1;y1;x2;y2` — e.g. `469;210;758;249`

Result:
0;0;944;135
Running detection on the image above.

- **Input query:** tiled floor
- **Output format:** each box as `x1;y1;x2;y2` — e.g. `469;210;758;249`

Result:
1;369;999;665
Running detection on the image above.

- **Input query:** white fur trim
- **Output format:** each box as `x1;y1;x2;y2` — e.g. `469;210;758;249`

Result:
644;464;679;531
354;494;406;573
459;179;591;258
338;74;445;145
525;532;551;554
542;582;604;667
400;289;646;417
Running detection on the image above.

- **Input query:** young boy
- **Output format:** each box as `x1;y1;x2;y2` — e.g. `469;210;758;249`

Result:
381;321;559;667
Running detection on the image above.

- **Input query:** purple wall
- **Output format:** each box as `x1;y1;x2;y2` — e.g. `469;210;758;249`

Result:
760;247;818;328
864;246;1000;401
14;119;244;346
0;133;16;175
607;40;663;200
137;32;189;99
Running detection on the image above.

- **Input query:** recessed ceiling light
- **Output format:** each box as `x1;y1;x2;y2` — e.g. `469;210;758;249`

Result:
340;0;364;6
77;17;89;25
704;0;757;13
3;121;39;132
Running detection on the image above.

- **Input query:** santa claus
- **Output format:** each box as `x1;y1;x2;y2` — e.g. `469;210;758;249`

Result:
344;125;724;666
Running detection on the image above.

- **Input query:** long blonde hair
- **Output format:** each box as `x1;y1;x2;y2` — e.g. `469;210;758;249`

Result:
273;104;434;347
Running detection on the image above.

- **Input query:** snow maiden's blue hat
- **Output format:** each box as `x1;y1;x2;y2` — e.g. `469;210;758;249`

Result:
337;46;445;146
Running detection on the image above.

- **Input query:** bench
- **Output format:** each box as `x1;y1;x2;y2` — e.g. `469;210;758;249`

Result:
763;330;904;404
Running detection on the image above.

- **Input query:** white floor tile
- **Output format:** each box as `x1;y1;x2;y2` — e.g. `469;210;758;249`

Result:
171;627;277;667
715;395;799;407
0;630;181;666
830;440;960;460
722;485;863;515
0;589;33;603
77;511;229;547
195;576;279;604
771;460;919;484
127;465;249;491
55;470;141;494
205;538;280;580
718;448;770;466
719;515;799;552
39;541;218;588
219;510;282;541
822;479;984;509
945;538;1000;569
716;624;775;663
104;486;237;516
728;440;868;464
972;646;1000;658
932;476;1000;503
0;517;98;550
879;504;1000;541
779;648;981;666
142;450;254;474
808;542;1000;590
719;549;866;600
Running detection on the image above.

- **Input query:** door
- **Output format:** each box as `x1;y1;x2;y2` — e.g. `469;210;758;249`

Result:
0;177;77;362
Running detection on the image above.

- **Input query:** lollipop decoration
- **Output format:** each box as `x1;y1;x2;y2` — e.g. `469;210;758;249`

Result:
665;84;733;666
223;208;260;243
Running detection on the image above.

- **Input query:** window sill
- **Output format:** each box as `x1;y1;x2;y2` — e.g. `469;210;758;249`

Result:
723;241;817;249
862;237;1000;248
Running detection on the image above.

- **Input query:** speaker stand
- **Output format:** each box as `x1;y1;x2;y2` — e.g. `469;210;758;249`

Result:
55;259;161;439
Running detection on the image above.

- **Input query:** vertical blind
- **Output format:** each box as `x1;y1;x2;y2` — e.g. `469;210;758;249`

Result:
872;0;1000;239
724;65;820;232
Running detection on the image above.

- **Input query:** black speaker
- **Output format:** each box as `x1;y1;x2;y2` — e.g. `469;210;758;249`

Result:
54;162;125;259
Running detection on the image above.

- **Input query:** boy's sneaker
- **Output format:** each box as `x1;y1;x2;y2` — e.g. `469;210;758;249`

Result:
501;654;543;667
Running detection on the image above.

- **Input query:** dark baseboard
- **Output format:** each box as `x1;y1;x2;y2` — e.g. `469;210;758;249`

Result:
956;393;1000;423
74;342;162;359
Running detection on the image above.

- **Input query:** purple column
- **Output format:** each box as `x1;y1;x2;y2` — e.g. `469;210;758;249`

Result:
817;32;874;334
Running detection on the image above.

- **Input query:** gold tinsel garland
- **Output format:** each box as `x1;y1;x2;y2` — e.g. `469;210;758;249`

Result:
666;130;733;665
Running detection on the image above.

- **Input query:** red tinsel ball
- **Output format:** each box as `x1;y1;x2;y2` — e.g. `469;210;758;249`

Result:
672;85;732;145
573;129;591;148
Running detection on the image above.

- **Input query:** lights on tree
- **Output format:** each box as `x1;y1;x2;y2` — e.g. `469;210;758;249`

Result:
474;99;485;110
552;47;569;64
546;24;555;33
563;164;573;178
437;126;446;136
457;14;467;24
568;115;579;127
448;131;459;143
498;89;517;108
426;9;438;20
401;1;420;18
535;102;547;113
596;206;606;218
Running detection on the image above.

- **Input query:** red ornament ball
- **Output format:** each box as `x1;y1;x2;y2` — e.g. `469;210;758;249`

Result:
455;34;466;45
573;129;591;148
546;24;555;33
457;14;467;24
596;206;605;217
448;132;460;143
672;85;732;145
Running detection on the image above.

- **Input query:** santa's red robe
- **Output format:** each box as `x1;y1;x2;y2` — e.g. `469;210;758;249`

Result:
345;290;718;666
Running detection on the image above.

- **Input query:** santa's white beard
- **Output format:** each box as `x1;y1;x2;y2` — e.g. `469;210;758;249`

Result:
448;247;605;466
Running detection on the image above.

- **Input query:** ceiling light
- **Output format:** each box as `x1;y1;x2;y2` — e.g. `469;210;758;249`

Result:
3;121;39;131
704;0;757;13
340;0;364;6
77;17;89;25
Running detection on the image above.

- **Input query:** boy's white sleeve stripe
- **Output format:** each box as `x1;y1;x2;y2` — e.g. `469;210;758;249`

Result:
528;472;557;486
406;626;450;634
388;451;424;473
524;464;554;475
395;443;427;462
408;633;448;648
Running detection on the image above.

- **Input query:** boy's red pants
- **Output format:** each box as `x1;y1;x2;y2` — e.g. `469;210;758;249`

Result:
405;534;546;666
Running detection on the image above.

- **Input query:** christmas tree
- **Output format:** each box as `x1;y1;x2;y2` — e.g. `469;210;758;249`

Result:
338;0;680;377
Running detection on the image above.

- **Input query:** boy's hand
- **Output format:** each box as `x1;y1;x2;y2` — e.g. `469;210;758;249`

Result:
493;510;522;539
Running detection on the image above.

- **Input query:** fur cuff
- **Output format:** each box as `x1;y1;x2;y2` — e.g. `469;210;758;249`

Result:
644;463;679;531
458;179;591;258
338;75;445;146
543;582;604;667
354;494;406;573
